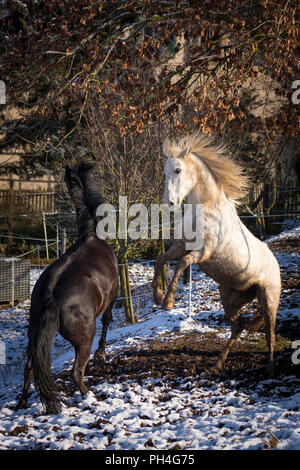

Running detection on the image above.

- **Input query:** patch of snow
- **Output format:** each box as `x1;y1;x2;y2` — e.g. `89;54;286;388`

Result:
0;219;299;450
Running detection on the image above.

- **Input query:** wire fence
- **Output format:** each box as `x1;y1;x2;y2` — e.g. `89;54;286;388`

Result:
0;252;194;327
0;192;299;319
0;257;30;306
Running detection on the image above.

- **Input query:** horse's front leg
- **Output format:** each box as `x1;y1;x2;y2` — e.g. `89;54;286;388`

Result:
93;302;113;366
153;240;187;306
162;252;196;310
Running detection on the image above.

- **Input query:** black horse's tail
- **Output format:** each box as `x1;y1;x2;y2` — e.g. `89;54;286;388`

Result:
65;165;94;237
31;297;62;414
76;161;104;225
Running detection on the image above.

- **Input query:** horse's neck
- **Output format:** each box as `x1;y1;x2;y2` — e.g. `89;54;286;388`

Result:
204;196;253;247
187;187;241;234
187;182;228;209
76;207;95;238
185;159;242;229
188;154;224;205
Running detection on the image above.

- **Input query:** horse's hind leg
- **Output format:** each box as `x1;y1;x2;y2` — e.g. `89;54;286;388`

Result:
215;286;256;372
94;302;114;365
72;341;93;395
256;285;279;377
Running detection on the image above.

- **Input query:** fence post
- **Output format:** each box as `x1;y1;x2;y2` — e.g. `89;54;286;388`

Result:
183;264;191;285
119;264;129;320
56;224;59;258
8;178;15;247
42;211;49;261
0;340;5;365
37;245;40;270
188;264;192;319
11;258;15;307
125;262;135;324
159;211;167;294
119;261;135;324
62;228;67;254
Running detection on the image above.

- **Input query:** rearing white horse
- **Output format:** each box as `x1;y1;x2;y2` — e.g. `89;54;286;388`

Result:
153;133;281;376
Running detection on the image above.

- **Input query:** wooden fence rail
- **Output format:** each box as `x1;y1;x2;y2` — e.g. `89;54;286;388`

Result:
0;187;56;216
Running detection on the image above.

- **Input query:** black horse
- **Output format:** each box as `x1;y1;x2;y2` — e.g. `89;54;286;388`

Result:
16;162;119;414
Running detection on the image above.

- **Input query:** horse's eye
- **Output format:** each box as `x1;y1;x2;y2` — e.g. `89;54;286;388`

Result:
175;168;181;174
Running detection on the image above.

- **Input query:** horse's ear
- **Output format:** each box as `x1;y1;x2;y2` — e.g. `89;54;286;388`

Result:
162;140;173;158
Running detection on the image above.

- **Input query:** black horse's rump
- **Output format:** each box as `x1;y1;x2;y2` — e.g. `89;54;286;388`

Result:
16;162;118;414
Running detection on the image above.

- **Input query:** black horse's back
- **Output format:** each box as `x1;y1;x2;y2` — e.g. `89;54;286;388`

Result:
53;236;118;334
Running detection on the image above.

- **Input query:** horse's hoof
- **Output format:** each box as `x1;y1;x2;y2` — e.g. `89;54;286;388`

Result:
153;288;165;306
45;401;62;415
15;400;27;411
267;362;274;378
209;367;218;376
77;383;89;396
93;350;106;365
162;298;174;310
93;351;106;371
210;361;223;376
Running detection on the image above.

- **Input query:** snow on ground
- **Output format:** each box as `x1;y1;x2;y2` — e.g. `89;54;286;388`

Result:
0;220;299;450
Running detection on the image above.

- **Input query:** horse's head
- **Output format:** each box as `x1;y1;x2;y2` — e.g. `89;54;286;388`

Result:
163;133;248;209
163;144;197;210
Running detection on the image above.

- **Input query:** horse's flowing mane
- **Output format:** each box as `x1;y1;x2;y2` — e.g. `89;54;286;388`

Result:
163;133;249;203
